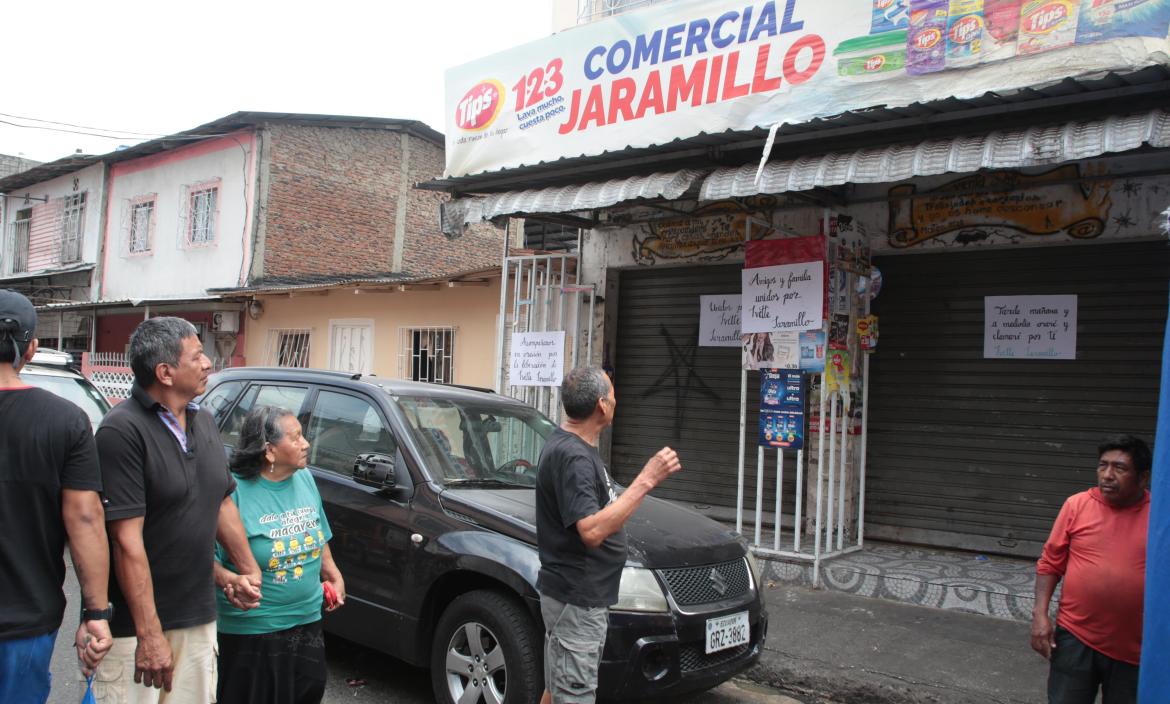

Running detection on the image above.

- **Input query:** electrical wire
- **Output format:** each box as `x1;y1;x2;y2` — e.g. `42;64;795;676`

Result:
0;118;235;143
0;112;166;137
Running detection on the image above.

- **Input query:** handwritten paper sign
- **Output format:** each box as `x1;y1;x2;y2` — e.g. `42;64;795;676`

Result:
699;294;742;347
509;331;566;386
742;262;824;334
984;295;1077;360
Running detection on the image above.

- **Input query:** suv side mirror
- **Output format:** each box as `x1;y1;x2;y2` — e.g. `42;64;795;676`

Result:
353;453;397;490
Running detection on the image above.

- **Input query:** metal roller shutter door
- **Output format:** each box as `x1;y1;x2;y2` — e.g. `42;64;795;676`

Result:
867;240;1168;556
612;265;794;516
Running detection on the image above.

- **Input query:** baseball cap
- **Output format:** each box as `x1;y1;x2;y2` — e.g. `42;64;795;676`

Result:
0;289;37;357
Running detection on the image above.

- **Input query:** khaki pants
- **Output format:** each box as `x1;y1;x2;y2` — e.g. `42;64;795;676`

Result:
91;622;218;704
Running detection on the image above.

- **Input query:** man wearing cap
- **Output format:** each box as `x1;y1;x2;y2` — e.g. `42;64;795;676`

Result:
0;289;113;703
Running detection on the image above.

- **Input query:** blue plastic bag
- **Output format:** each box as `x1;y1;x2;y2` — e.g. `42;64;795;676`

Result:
81;675;96;704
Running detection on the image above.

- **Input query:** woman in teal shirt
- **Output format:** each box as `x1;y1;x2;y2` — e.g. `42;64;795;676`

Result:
214;406;345;703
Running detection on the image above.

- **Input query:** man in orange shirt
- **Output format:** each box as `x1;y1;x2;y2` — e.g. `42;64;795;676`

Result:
1032;435;1152;704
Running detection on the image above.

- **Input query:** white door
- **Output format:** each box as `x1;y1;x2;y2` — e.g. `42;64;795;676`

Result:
328;319;374;375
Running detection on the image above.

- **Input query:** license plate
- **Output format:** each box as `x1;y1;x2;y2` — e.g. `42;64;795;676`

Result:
705;611;750;654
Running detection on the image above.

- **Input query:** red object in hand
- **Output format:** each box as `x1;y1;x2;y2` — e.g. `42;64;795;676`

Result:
323;582;339;609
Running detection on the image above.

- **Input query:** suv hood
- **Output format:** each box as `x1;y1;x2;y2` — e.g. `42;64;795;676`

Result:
439;488;746;569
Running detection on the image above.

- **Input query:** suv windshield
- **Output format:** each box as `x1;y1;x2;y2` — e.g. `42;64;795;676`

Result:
396;395;555;487
22;369;111;431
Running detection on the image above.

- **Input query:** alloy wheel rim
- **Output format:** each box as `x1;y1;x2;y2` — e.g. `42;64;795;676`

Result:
444;620;508;704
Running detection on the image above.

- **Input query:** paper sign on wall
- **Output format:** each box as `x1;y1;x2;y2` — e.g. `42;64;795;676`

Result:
509;331;566;386
983;295;1077;360
699;294;742;347
742;262;824;334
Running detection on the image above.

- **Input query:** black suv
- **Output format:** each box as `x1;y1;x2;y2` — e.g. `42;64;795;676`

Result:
201;368;767;703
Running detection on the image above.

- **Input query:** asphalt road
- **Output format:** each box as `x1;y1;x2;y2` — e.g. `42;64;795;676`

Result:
49;560;802;704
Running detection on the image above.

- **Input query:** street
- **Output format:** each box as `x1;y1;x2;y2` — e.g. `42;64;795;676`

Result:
49;561;803;704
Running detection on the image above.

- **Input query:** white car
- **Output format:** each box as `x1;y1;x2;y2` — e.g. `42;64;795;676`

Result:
21;349;111;432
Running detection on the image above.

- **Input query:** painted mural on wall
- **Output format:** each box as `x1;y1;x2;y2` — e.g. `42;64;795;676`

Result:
631;199;782;265
884;164;1170;249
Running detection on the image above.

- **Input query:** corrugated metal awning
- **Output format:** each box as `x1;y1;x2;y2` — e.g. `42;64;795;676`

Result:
441;169;706;234
702;109;1170;200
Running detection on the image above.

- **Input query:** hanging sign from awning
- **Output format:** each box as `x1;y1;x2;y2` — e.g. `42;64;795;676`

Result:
984;295;1077;359
444;0;1170;177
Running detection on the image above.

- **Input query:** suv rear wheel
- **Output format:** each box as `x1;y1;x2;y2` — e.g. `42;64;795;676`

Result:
431;590;542;704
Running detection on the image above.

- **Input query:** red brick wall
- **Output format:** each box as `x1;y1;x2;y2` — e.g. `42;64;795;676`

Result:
261;125;502;281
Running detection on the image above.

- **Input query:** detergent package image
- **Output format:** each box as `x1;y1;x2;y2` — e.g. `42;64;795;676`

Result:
947;0;987;65
1076;0;1170;43
982;0;1023;60
871;0;912;32
907;0;951;73
1019;0;1082;54
834;30;908;80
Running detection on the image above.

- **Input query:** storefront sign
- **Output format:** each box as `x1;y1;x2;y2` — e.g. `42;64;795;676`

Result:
760;369;804;448
445;0;1170;176
699;294;743;346
984;295;1077;359
509;331;566;386
742;262;824;333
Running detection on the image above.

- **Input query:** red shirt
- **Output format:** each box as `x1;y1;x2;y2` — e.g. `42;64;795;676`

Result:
1036;488;1149;664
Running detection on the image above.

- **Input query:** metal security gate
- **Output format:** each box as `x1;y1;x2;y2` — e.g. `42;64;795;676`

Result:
495;253;595;423
610;265;770;514
867;240;1169;557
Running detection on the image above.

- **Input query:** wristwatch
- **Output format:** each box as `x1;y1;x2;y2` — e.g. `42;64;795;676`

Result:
80;602;115;622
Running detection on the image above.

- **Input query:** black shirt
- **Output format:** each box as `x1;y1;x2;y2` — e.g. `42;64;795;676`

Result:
97;384;236;638
0;387;101;640
535;428;627;608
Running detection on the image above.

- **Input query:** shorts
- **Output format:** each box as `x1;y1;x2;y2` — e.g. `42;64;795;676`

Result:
540;594;609;704
91;621;218;704
0;630;56;704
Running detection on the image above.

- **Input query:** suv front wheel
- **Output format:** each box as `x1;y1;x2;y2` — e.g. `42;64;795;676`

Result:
431;590;542;704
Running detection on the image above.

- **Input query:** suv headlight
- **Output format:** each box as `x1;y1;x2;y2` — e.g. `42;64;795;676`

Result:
745;550;764;590
613;566;668;612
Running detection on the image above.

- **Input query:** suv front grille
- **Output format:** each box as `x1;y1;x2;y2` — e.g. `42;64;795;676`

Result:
679;643;751;673
658;558;750;606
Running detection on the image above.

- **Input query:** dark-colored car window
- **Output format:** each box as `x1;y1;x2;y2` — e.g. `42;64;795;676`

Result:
306;390;396;477
201;380;246;427
220;384;309;449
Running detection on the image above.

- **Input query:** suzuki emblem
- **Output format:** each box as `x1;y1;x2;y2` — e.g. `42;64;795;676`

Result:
709;568;728;596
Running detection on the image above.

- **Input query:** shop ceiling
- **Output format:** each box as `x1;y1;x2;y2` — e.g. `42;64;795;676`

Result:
422;66;1170;222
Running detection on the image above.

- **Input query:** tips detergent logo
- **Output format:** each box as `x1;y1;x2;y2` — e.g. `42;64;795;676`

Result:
865;54;887;71
1024;1;1072;33
949;15;983;43
455;80;505;132
913;27;943;49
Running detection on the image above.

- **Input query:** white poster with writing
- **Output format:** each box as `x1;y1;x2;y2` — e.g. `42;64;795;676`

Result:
509;331;566;386
699;294;742;347
984;295;1077;360
742;262;823;334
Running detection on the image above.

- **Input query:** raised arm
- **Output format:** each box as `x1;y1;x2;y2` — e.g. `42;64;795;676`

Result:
576;447;681;549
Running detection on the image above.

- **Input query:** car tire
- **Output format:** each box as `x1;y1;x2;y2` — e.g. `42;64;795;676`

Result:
431;589;542;704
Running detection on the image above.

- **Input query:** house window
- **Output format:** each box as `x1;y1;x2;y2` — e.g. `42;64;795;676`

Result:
61;193;86;263
266;329;311;368
399;327;455;383
188;184;218;244
128;199;155;254
7;207;32;273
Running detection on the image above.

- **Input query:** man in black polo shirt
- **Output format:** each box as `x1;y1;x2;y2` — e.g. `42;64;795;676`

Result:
535;366;682;704
93;317;261;703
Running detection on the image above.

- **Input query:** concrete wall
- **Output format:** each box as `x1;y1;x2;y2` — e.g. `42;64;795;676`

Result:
101;132;256;300
1;162;106;280
243;280;502;388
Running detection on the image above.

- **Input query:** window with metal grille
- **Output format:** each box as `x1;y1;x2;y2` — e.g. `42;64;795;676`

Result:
61;193;86;263
129;200;154;254
399;327;455;383
266;329;311;368
188;185;218;244
8;207;31;273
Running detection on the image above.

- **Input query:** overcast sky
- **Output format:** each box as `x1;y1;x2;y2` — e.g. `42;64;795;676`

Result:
1;1;553;163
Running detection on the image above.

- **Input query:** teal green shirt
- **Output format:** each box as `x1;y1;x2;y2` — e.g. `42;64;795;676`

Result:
215;469;333;635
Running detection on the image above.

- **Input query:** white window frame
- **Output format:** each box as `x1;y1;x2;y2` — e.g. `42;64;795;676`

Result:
266;328;312;368
127;195;157;255
183;179;221;247
61;192;86;263
328;318;375;375
399;326;456;384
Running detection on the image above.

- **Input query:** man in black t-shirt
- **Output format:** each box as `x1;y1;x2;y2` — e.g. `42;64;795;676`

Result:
535;366;682;704
0;289;112;704
93;317;261;703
